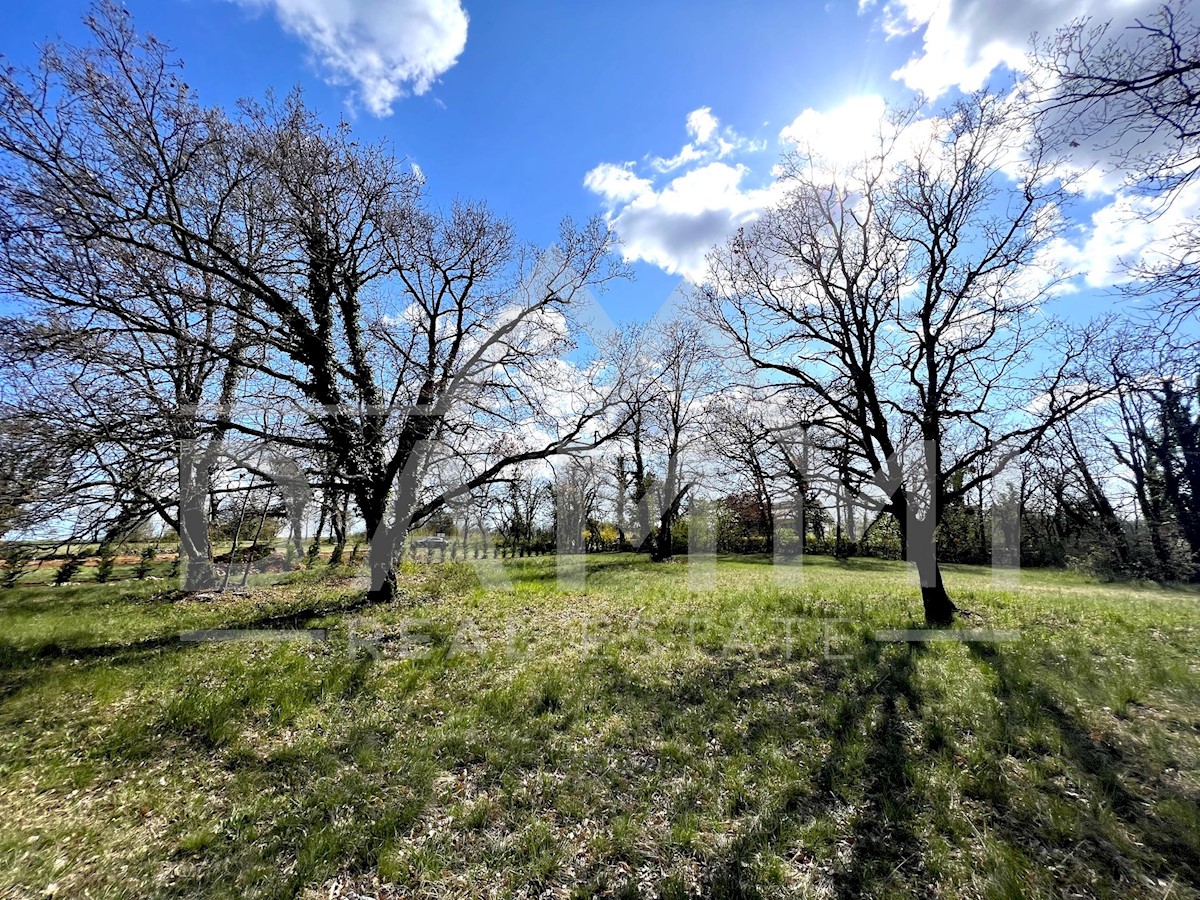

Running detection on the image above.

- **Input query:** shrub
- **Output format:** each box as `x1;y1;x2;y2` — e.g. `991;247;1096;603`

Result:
1;544;34;589
134;546;156;580
95;544;117;583
55;555;85;585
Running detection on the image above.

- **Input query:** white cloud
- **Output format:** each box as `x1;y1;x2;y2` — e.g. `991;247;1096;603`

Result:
584;107;773;281
778;94;960;193
650;106;765;173
586;161;777;281
872;0;1162;100
1046;181;1200;290
583;163;652;204
586;97;959;282
781;93;1199;298
868;0;1195;207
586;88;1195;293
773;86;1178;294
686;107;720;144
652;144;707;173
234;0;468;116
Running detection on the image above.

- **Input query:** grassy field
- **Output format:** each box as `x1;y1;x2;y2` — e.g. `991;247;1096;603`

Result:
1;554;1199;899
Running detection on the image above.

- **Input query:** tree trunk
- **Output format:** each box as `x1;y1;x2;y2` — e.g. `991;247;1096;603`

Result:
615;455;628;550
651;510;674;561
916;554;956;626
177;450;214;591
307;496;328;566
355;475;396;603
765;502;775;551
900;504;957;626
290;514;304;558
1133;473;1173;574
651;475;689;562
795;485;805;555
329;494;348;566
366;535;397;604
633;485;652;551
631;423;652;550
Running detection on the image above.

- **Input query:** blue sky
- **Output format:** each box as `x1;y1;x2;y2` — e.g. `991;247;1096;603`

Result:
0;0;1186;323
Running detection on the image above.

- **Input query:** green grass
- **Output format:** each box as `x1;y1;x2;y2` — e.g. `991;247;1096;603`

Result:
1;554;1199;898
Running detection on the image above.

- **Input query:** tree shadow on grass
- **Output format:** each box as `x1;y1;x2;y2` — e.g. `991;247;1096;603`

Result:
967;641;1200;894
0;588;386;702
831;644;927;899
3;632;426;899
572;635;933;899
704;641;930;900
156;704;435;900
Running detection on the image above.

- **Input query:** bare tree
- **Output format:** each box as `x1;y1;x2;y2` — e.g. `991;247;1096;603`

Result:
550;455;603;553
1033;1;1200;323
639;319;718;562
0;5;272;588
0;403;82;540
1106;338;1200;579
0;309;258;589
1035;1;1200;191
703;93;1106;624
498;465;548;555
0;4;633;602
629;408;657;551
708;395;777;548
234;101;630;599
